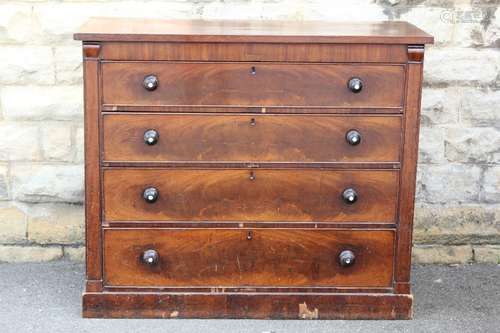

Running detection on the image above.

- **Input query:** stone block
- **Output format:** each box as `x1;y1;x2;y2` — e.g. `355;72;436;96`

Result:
27;203;84;244
0;122;41;161
0;204;26;243
0;3;41;44
0;245;62;262
1;86;83;121
424;48;499;85
474;245;500;264
40;122;74;161
459;88;500;128
419;127;445;164
414;204;500;244
54;46;83;85
12;164;84;203
0;164;9;200
0;46;54;85
416;164;481;203
445;127;500;164
420;87;460;126
483;166;500;203
64;246;84;262
412;245;473;264
484;6;500;48
75;126;84;163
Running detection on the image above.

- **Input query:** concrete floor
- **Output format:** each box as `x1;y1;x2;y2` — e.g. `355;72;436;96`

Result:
0;262;498;333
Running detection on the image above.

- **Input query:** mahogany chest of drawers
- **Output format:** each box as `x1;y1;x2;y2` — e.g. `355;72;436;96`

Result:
74;18;433;319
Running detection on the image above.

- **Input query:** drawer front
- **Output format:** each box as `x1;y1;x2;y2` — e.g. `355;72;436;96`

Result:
103;114;401;163
102;62;405;107
103;228;395;287
103;169;398;222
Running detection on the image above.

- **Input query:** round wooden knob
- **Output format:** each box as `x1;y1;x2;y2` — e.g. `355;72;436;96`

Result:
143;187;159;203
141;249;159;266
346;130;361;146
342;188;358;204
144;129;159;145
348;77;363;93
339;250;356;267
143;75;159;91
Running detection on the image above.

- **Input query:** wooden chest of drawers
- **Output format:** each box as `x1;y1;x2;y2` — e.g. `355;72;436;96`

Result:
74;18;433;319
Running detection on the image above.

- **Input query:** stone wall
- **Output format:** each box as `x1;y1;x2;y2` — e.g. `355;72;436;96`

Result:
0;0;498;264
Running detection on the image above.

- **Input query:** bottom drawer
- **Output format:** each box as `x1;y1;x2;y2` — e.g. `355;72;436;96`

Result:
104;228;394;288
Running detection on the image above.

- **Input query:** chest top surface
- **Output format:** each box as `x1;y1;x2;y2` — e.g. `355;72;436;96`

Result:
74;17;433;44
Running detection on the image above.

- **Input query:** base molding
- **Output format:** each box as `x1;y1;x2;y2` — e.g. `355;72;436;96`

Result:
83;292;413;319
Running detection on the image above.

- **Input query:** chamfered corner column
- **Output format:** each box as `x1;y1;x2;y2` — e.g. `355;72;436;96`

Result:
82;43;103;292
394;44;425;295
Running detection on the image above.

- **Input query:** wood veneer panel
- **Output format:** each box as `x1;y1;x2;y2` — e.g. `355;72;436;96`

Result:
103;228;394;287
82;44;102;290
101;42;408;62
101;105;403;114
394;46;425;293
103;169;399;222
83;292;412;319
74;18;433;44
102;62;405;107
102;114;402;163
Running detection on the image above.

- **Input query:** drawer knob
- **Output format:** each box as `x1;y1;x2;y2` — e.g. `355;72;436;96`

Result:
339;250;356;267
348;77;363;93
141;249;159;266
342;188;358;204
143;75;159;91
346;130;361;145
144;129;159;145
143;187;159;203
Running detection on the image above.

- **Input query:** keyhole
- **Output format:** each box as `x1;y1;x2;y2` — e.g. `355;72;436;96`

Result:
249;171;256;181
247;231;253;240
250;118;256;126
250;66;256;75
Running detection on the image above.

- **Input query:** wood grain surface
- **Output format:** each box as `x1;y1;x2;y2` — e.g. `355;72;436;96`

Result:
102;62;405;107
103;228;394;287
74;18;433;44
83;292;413;319
395;46;425;294
82;44;103;292
103;169;399;222
102;114;402;163
100;42;409;63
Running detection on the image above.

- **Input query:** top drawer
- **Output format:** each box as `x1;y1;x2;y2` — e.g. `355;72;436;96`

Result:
102;62;405;108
